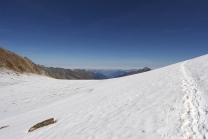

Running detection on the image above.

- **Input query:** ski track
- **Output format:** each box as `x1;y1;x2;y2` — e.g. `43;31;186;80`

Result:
181;61;205;139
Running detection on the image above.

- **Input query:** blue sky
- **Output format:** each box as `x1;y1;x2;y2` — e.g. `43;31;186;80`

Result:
0;0;208;69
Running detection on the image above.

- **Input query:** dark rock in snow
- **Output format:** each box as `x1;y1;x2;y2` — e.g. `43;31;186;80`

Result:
0;126;9;130
28;118;56;132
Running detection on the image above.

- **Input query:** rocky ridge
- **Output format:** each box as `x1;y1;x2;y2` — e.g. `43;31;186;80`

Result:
0;47;55;78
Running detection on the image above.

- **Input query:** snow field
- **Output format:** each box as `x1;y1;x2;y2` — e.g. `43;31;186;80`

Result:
0;54;208;139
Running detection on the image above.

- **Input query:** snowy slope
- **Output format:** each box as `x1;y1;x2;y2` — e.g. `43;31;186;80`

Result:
0;54;208;139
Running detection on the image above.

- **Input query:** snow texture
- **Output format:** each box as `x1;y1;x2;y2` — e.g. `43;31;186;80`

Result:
0;54;208;139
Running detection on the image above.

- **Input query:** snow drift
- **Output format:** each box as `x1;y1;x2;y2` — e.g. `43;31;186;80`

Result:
0;54;208;139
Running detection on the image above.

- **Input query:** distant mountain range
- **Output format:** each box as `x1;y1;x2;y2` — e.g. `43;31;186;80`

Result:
118;67;151;77
0;47;151;80
87;69;125;78
87;68;151;79
39;66;109;80
40;67;151;80
87;70;108;79
39;66;94;80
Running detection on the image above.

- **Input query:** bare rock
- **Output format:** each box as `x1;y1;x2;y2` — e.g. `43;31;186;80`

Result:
0;47;56;78
0;126;9;130
28;118;56;132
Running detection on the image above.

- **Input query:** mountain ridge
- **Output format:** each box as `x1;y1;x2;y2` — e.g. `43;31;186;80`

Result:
0;46;151;80
0;47;55;78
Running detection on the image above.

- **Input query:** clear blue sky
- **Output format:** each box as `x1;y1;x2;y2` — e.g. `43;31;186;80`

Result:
0;0;208;69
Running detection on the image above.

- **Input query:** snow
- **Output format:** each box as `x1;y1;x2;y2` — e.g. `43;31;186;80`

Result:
0;54;208;139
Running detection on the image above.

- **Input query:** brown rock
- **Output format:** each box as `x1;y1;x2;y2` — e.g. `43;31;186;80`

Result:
0;126;9;130
28;118;56;132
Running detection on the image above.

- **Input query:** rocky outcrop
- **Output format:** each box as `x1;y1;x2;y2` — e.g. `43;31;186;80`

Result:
0;126;9;130
0;47;55;78
28;118;56;132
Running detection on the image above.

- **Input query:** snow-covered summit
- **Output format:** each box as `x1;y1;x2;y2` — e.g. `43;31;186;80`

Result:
0;54;208;139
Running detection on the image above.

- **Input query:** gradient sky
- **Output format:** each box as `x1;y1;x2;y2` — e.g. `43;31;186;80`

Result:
0;0;208;69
